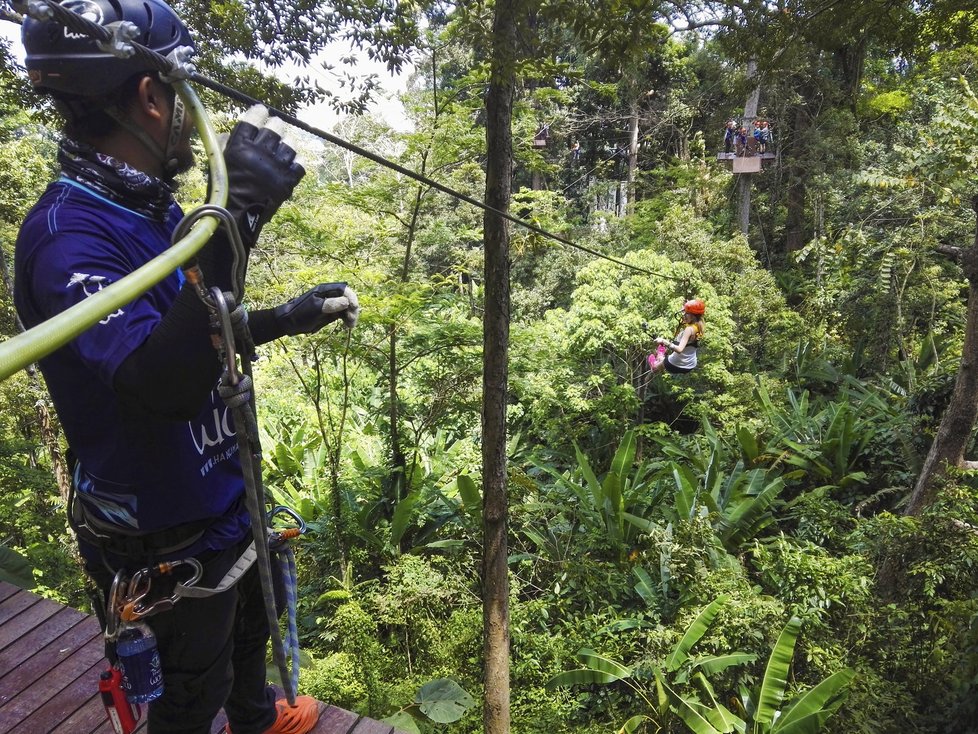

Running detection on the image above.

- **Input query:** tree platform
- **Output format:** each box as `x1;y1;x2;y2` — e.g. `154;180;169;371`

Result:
0;581;403;734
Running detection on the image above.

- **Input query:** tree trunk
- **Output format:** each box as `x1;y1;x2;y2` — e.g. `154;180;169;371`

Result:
905;199;978;515
626;100;639;214
785;93;811;251
736;60;760;236
482;1;516;732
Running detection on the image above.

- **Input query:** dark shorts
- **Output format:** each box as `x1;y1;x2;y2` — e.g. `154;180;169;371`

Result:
664;359;694;374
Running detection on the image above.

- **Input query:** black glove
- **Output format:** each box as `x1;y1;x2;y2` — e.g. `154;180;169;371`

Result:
273;283;360;336
222;105;306;250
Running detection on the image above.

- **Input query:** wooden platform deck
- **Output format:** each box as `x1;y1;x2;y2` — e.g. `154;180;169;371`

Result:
0;581;403;734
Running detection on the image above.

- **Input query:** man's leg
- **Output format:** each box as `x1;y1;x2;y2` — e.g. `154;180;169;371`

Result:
222;561;278;734
144;542;264;734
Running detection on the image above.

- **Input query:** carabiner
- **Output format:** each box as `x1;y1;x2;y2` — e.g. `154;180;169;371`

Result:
105;568;129;641
267;505;306;549
120;558;204;622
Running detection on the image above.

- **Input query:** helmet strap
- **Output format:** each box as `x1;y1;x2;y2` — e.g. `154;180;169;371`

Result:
163;93;186;177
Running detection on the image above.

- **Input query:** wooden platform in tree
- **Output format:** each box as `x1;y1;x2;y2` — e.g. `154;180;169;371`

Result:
0;581;403;734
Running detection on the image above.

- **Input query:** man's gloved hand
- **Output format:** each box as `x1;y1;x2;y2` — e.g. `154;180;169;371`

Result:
222;105;305;250
273;283;360;336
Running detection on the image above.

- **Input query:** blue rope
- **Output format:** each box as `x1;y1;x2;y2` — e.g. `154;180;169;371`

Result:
276;545;301;697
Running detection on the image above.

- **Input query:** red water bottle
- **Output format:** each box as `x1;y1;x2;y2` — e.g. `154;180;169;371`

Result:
99;666;140;734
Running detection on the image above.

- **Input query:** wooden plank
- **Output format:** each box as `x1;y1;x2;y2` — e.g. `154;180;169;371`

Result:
0;632;104;731
0;595;65;650
0;590;41;629
0;582;389;734
90;714;149;734
0;616;101;703
348;716;394;734
0;606;89;684
0;581;21;604
314;704;360;733
7;655;106;734
51;683;111;734
732;156;762;173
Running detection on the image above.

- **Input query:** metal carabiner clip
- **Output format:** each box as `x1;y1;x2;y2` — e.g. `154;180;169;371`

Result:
121;558;204;622
105;568;130;641
267;505;307;549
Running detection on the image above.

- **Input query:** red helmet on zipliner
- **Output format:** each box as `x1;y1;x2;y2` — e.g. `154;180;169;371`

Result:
683;299;706;315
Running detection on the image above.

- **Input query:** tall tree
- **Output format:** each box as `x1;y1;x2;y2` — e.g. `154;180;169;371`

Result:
906;198;978;514
482;0;517;729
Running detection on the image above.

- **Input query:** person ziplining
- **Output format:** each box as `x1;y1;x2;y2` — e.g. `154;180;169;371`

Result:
648;299;706;375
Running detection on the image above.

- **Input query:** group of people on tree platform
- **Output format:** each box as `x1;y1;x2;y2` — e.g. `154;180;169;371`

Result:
723;118;774;156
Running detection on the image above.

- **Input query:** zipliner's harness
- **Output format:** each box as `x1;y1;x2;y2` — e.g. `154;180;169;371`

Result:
666;320;703;372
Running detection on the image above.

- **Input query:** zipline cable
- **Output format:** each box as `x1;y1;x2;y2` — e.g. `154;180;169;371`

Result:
190;74;674;279
1;0;678;284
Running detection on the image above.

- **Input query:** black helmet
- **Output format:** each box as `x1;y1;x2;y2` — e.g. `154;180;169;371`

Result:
23;0;194;98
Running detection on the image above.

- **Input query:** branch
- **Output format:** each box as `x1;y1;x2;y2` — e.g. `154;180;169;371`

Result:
936;244;963;261
951;518;978;536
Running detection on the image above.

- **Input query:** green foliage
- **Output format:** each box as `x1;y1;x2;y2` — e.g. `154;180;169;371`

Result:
4;5;978;733
301;651;371;711
0;544;34;589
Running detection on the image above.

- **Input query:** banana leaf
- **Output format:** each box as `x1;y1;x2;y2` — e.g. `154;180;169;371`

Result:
715;477;783;550
390;489;420;545
633;566;657;608
456;474;482;525
675;653;757;684
618;715;652;734
660;676;723;734
693;672;746;733
546;649;632;690
575;442;605;513
672;463;698;521
665;594;730;672
771;668;856;734
755;617;802;725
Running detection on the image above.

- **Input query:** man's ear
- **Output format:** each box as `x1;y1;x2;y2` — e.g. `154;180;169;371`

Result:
134;75;166;124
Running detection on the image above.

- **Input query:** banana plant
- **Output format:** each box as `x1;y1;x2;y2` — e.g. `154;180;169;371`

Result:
735;617;855;734
548;595;756;732
532;430;665;552
657;616;855;734
755;383;875;490
664;460;785;555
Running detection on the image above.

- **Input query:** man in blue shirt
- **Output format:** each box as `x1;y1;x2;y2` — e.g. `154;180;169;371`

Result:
15;1;357;732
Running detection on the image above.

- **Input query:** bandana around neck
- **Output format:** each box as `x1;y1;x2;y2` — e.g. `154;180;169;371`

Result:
58;138;175;221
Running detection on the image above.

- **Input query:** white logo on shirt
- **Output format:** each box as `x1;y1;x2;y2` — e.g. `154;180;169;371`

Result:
190;406;236;455
67;273;124;324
